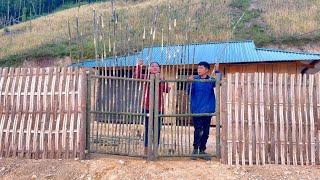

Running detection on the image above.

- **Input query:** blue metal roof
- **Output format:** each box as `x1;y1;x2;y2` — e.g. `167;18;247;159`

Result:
256;48;320;61
72;40;320;67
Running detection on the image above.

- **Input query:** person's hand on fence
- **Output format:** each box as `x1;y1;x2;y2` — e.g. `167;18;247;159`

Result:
137;59;144;66
214;63;219;71
187;75;194;81
160;74;165;80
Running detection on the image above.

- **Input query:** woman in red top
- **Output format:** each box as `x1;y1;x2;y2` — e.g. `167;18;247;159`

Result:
133;60;170;155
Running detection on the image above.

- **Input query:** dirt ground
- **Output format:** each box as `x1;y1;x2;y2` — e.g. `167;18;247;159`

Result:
0;154;320;180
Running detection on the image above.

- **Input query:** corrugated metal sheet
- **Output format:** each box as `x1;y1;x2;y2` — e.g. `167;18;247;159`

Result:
72;40;320;67
256;48;320;61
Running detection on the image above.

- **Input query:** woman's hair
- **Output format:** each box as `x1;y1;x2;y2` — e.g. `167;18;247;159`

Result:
150;61;160;67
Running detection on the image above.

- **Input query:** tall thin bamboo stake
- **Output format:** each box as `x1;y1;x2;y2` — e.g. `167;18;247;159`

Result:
297;74;304;165
291;74;297;165
303;74;309;165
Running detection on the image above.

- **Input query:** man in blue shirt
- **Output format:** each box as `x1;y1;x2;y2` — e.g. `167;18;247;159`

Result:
188;61;220;160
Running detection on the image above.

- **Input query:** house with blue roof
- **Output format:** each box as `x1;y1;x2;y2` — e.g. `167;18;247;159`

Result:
73;40;320;75
76;40;320;127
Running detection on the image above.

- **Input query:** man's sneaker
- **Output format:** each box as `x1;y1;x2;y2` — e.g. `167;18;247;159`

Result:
199;150;211;161
191;149;199;160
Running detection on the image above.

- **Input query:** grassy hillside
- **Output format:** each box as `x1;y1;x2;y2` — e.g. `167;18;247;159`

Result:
0;0;319;67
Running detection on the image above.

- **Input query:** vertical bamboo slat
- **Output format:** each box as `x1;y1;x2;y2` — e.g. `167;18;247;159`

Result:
40;68;51;159
18;68;30;157
291;74;297;165
79;69;87;159
221;78;228;164
69;69;77;158
309;75;315;165
266;73;271;164
11;68;24;157
33;68;44;159
278;74;286;165
297;74;304;165
303;75;309;165
259;73;265;165
26;68;38;158
273;73;279;164
63;68;71;158
55;68;66;158
240;73;245;165
48;68;58;158
0;68;8;157
284;73;290;165
227;73;233;165
247;74;253;165
254;73;260;165
234;73;239;165
4;68;18;157
317;74;320;163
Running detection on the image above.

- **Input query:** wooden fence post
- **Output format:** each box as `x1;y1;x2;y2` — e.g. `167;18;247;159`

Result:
79;69;88;159
216;73;221;159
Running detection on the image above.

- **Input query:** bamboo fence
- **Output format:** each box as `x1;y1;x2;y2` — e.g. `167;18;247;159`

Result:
0;67;87;159
221;73;320;165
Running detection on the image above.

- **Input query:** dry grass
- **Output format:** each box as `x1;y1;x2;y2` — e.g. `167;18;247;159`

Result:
0;0;232;62
1;0;319;64
257;0;320;38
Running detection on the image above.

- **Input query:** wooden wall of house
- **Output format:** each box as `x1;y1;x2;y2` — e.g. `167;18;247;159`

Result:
219;61;301;74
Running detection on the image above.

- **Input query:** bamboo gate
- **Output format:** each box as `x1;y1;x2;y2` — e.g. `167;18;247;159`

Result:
221;73;320;165
0;67;87;159
88;71;221;160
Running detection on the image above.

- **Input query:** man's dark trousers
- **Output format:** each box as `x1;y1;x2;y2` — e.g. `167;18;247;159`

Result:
193;116;212;151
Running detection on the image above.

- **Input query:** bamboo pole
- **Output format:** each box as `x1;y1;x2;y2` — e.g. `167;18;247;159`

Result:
291;74;297;165
18;68;29;158
49;68;59;158
40;68;50;158
234;73;239;165
227;73;233;165
11;68;24;157
316;73;320;163
79;69;87;159
309;74;315;165
278;74;285;165
240;73;245;165
259;73;266;165
26;68;38;158
302;74;309;165
266;73;271;164
248;73;253;165
3;68;16;157
297;74;304;165
254;73;260;165
55;67;66;159
284;73;290;165
154;74;160;158
148;74;155;160
69;68;77;158
0;68;11;157
5;68;20;158
273;73;279;164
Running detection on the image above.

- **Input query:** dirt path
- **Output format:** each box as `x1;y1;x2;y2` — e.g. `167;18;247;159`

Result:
1;154;320;180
